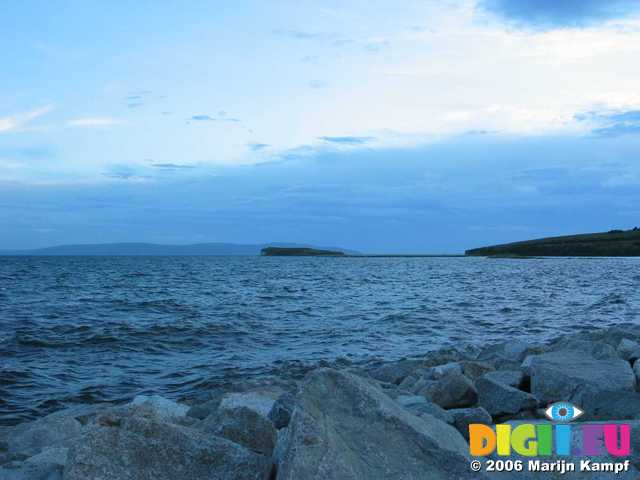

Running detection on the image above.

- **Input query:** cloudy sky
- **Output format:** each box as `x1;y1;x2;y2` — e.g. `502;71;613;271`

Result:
2;0;640;253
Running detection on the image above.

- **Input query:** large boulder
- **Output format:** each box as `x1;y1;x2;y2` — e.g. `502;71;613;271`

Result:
63;408;271;480
476;377;538;418
8;411;83;458
277;368;485;479
202;406;277;456
525;348;635;404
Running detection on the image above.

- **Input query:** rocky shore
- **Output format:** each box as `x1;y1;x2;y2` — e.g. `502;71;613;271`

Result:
3;324;640;479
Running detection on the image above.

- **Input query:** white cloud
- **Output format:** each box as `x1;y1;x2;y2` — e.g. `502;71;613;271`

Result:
67;117;121;127
0;106;53;133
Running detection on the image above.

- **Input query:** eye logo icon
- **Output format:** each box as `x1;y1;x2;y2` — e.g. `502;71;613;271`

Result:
544;402;584;422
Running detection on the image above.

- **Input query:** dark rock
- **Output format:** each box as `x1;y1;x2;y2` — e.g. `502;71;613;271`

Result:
482;370;524;389
449;407;492;440
476;377;538;418
277;368;485;479
187;397;223;420
618;338;640;361
268;393;296;429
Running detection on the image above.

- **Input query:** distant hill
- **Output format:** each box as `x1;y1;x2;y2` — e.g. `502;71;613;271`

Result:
0;242;359;256
466;228;640;257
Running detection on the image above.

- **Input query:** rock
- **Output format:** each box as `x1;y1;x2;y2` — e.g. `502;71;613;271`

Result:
395;395;454;424
619;338;640;361
449;407;492;440
478;339;543;366
64;407;271;480
8;411;83;457
634;358;640;385
0;446;67;480
277;368;484;479
398;363;463;392
421;348;465;368
365;359;423;385
526;349;635;404
218;389;281;418
130;394;188;421
268;392;295;429
459;360;495;381
416;373;478;409
482;369;524;389
202;406;277;456
187;397;222;420
476;377;538;418
574;388;640;421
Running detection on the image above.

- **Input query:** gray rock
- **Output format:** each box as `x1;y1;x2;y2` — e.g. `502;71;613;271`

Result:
63;407;271;480
459;360;495;381
8;411;83;458
268;393;295;429
0;447;67;480
526;349;635;404
634;358;640;385
416;373;478;409
187;397;222;420
395;395;454;424
449;407;492;440
218;388;281;418
365;359;423;385
478;339;544;366
617;338;640;361
129;394;188;421
202;406;277;456
277;368;485;479
483;369;524;389
574;388;640;421
476;377;538;418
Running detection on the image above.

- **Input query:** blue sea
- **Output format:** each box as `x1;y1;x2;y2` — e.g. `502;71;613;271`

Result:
1;256;639;425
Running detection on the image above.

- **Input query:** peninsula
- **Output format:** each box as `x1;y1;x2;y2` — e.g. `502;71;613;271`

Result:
261;247;345;256
466;227;640;257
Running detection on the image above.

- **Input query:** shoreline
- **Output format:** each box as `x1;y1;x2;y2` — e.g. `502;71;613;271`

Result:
3;323;640;478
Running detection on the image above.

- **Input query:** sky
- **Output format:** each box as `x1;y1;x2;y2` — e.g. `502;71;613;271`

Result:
2;0;640;253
